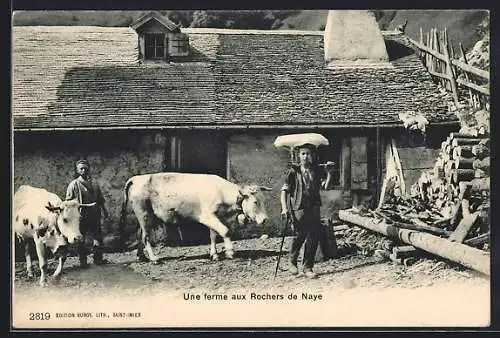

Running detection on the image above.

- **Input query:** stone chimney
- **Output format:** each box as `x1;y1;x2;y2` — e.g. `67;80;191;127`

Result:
324;10;391;68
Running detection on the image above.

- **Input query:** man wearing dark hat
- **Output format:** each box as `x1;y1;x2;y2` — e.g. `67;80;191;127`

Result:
66;159;109;267
280;143;335;278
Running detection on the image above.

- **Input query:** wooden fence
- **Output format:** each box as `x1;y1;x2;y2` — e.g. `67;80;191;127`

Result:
407;28;489;110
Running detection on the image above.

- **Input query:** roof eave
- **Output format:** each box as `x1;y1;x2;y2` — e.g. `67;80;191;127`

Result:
12;120;459;132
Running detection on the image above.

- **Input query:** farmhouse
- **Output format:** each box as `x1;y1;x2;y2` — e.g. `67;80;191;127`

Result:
12;11;459;246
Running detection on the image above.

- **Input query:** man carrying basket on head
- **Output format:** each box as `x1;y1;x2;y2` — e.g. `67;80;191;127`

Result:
275;134;335;279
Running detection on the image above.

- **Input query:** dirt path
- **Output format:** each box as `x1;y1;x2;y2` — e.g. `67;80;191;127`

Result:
12;237;490;328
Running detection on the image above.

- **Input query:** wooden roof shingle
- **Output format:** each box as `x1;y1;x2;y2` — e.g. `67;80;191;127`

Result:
12;26;457;130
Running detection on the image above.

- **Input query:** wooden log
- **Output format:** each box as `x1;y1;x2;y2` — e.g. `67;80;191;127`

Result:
393;245;417;259
409;218;452;237
452;169;475;183
464;232;490;246
389;252;403;265
451;138;486;148
475;169;488;179
448;211;480;243
470;178;490;194
441;140;449;151
333;224;349;232
450;200;463;227
433;158;445;179
473;157;490;171
455;157;474;169
450;132;481;139
472;143;489;159
433;217;451;228
338;210;490;275
452;145;474;159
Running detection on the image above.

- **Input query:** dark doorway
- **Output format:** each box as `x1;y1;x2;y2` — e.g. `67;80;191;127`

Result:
167;130;228;245
169;131;227;178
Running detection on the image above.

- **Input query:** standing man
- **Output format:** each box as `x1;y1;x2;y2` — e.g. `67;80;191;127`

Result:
280;143;334;278
66;159;109;267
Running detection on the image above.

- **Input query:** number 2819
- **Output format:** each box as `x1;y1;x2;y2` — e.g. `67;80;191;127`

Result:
29;312;50;320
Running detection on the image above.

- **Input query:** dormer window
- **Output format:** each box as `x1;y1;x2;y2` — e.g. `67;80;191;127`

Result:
130;11;189;62
145;33;166;59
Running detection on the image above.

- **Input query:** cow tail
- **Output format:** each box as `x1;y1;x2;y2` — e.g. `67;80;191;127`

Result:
119;178;133;252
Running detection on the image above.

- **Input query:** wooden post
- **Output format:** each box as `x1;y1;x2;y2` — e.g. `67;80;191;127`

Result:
419;27;424;63
459;41;477;108
426;31;431;72
433;28;444;87
443;28;460;106
428;31;434;74
391;139;406;196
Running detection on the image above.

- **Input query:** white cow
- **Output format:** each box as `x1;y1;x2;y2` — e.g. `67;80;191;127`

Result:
13;185;94;285
119;173;271;264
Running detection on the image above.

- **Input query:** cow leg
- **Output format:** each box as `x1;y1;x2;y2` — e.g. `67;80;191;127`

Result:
52;255;66;279
33;237;47;286
136;228;148;262
24;240;34;279
135;210;160;264
200;214;234;259
209;229;219;261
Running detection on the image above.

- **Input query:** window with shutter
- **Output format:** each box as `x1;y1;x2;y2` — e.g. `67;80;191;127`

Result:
350;136;369;190
144;33;166;59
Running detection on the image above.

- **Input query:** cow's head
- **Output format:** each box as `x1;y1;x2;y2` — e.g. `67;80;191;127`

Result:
45;199;95;244
237;185;272;226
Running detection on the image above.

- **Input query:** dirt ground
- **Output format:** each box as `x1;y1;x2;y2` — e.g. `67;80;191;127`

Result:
12;236;491;328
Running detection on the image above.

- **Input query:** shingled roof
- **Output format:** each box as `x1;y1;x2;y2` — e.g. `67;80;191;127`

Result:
12;26;457;130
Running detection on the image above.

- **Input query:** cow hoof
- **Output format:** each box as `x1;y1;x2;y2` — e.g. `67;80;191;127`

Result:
225;251;235;259
211;254;219;261
137;255;149;263
39;281;48;287
27;272;34;279
152;260;160;265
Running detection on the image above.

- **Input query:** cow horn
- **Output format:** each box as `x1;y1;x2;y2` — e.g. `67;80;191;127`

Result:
45;202;62;213
259;186;273;191
79;202;97;208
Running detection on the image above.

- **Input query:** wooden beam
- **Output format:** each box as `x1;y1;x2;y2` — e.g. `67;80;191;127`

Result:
451;59;490;80
448;212;480;243
464;232;490;246
338;210;490;275
427;69;451;80
408;37;490;80
456;78;490;96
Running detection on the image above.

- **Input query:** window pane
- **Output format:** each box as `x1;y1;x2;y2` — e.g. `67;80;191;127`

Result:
145;47;155;58
145;34;156;46
156;35;165;46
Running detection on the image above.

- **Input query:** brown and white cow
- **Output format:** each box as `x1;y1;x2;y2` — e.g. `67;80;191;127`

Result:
119;173;271;264
13;185;94;286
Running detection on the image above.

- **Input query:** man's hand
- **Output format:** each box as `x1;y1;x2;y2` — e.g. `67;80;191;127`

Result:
324;161;336;173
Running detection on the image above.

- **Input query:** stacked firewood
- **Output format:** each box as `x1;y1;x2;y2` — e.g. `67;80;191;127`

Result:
408;117;490;250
